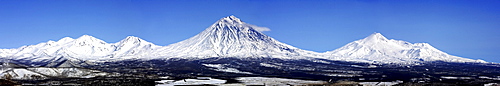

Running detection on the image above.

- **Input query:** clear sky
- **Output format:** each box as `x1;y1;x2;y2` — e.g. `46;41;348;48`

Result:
0;0;499;62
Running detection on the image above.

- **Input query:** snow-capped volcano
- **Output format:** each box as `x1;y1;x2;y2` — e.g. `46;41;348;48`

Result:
112;36;160;57
0;16;490;66
0;35;160;67
155;16;318;59
324;33;485;63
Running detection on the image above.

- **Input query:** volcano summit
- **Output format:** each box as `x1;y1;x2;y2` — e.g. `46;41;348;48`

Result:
154;16;319;59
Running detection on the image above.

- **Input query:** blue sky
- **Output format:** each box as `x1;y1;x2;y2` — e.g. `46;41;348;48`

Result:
0;0;499;62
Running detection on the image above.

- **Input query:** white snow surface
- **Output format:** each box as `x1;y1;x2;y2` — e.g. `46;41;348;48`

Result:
202;64;253;74
153;16;318;59
358;81;403;86
323;33;485;63
156;78;226;86
236;77;326;85
0;67;107;80
0;35;161;65
0;16;487;65
0;68;46;80
26;67;108;78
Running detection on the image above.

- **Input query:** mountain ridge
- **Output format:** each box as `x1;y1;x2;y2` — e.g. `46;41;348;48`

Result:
153;16;318;59
0;16;487;65
0;35;161;67
324;33;485;63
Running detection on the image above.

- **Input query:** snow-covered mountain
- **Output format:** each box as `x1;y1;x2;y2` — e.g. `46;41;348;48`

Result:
154;16;319;59
0;68;108;80
0;16;489;65
0;35;160;67
323;33;485;63
0;62;108;80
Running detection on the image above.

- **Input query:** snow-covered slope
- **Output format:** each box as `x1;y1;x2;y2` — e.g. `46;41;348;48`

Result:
26;67;108;78
154;16;318;59
113;36;159;57
0;62;108;80
0;49;17;57
0;68;108;80
0;35;160;67
0;16;489;65
0;68;46;80
324;33;485;63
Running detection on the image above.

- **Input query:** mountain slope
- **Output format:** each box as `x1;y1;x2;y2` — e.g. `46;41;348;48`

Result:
154;16;319;59
0;16;490;65
0;35;160;67
0;62;108;80
324;33;485;63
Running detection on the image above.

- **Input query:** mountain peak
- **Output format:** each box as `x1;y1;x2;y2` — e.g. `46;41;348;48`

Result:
124;36;141;41
118;36;144;44
74;35;106;45
217;15;244;24
326;32;484;63
158;16;310;59
361;32;388;42
57;37;74;43
76;35;98;40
